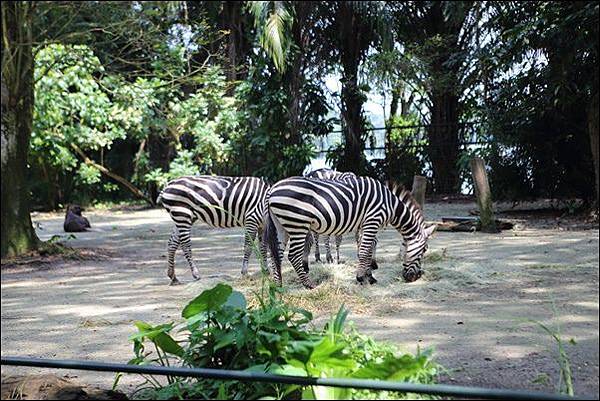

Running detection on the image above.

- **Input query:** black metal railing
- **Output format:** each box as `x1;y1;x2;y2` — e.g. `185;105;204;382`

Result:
1;356;582;400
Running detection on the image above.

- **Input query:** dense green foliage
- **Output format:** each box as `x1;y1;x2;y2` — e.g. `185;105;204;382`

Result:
7;1;599;213
122;283;438;400
480;1;598;201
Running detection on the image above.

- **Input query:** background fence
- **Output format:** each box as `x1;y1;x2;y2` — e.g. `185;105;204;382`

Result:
311;120;594;202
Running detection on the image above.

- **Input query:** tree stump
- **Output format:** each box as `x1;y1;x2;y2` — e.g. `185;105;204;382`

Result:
411;175;427;210
470;157;499;233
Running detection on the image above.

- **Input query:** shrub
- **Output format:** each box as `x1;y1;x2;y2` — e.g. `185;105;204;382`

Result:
120;283;438;400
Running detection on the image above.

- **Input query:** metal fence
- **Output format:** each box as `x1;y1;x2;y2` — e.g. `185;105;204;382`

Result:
310;122;492;190
1;356;582;400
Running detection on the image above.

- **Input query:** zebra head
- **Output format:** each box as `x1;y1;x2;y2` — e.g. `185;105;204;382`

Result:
388;184;437;282
402;224;436;282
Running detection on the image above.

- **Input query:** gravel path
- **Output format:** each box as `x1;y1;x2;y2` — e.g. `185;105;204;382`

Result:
1;203;598;398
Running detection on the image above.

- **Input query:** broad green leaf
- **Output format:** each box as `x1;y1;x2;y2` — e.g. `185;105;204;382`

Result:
309;337;354;370
129;321;174;342
302;387;316;400
214;331;237;351
269;364;308;377
182;283;233;318
153;333;184;357
223;290;247;310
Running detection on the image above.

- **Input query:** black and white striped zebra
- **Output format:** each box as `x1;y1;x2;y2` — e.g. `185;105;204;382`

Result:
304;168;356;264
157;175;269;284
264;176;436;288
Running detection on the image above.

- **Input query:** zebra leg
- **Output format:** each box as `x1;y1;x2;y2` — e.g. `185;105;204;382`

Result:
325;235;333;263
167;227;181;285
242;223;258;275
335;234;342;264
178;226;201;280
271;230;289;286
302;231;313;273
370;237;379;270
288;233;316;289
313;232;321;262
257;227;271;274
356;227;379;285
355;229;362;260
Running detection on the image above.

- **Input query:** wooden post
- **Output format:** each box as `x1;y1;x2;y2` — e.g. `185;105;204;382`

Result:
411;175;427;210
470;157;499;233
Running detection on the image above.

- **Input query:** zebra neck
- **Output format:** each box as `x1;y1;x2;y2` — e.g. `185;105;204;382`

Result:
394;208;422;240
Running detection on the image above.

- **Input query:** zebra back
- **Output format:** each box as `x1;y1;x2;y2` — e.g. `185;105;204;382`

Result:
159;175;270;229
305;168;357;182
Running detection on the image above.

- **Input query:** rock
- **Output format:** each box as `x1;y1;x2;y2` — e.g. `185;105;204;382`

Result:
1;374;127;400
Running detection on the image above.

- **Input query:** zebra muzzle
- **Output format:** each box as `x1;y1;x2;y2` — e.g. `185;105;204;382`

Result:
402;267;422;283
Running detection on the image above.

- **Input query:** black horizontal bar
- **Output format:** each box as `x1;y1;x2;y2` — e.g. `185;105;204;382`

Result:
329;121;482;134
1;356;580;400
314;141;493;154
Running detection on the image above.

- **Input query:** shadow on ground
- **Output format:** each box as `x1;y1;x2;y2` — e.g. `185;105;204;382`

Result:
1;205;598;398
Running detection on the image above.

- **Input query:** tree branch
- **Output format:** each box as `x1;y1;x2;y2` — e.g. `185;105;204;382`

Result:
70;143;154;206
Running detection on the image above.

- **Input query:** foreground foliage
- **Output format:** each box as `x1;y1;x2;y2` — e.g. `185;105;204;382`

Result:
121;283;438;400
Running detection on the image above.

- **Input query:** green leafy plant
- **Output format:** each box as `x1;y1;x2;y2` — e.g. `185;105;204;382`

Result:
119;282;438;400
516;300;576;396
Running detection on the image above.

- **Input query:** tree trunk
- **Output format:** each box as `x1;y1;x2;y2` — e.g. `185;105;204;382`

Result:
285;2;309;155
470;157;498;233
589;92;599;208
386;86;400;141
338;2;366;174
222;1;249;89
424;2;464;195
411;175;428;210
428;91;460;194
385;85;401;179
1;2;40;258
340;76;365;173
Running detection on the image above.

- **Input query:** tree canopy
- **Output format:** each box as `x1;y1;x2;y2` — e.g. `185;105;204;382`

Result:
1;1;598;257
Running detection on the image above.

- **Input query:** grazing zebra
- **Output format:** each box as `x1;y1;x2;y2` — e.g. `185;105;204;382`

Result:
304;168;356;264
264;176;436;289
157;175;270;285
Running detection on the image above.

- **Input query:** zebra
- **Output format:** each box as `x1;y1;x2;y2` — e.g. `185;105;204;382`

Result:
304;168;356;264
157;175;270;285
264;176;436;289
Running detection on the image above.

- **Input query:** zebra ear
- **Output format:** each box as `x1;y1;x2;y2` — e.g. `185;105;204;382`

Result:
424;224;437;238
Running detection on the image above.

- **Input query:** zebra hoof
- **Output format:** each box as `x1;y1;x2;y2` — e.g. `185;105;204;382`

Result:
356;275;367;285
304;282;316;290
367;275;377;285
370;260;379;270
169;278;181;286
326;256;334;264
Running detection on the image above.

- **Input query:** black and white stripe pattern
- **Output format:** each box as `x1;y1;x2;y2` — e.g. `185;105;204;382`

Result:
264;176;436;288
157;175;270;284
304;168;356;264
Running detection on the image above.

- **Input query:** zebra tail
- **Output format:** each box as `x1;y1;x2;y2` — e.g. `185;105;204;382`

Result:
264;211;282;280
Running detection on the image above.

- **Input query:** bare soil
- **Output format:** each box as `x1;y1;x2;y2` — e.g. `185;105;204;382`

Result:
1;201;598;398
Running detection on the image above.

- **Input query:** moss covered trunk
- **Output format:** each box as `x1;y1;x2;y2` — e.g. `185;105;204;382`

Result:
1;2;40;258
589;92;599;208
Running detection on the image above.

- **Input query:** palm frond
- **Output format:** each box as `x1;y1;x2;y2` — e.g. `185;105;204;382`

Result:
248;1;292;73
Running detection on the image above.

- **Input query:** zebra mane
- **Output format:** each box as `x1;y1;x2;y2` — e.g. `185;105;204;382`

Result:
386;181;425;225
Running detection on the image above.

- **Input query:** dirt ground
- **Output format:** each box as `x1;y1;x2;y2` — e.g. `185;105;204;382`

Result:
1;201;598;398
